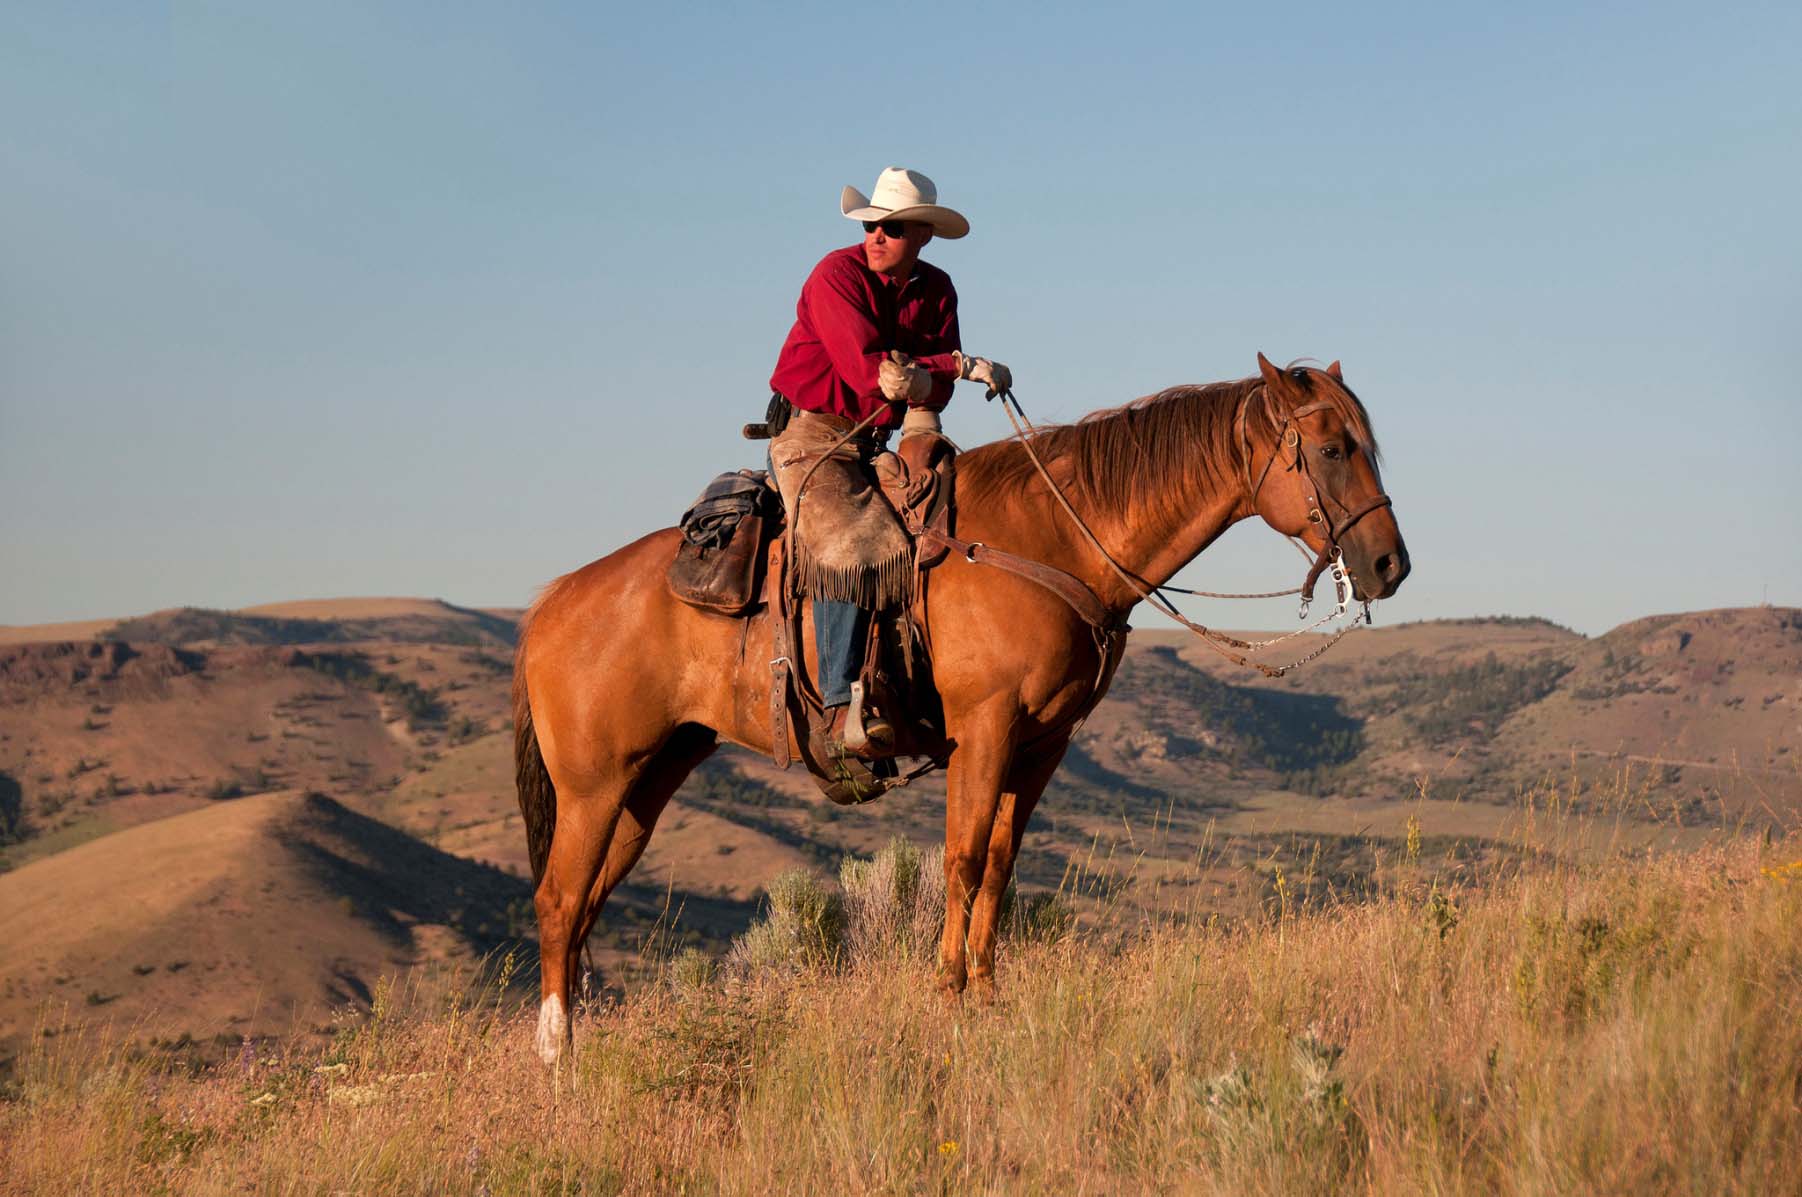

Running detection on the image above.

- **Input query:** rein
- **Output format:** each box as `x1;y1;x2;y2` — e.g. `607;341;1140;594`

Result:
987;384;1388;679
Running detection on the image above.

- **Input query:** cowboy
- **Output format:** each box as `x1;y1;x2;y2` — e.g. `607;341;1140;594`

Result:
767;167;1011;757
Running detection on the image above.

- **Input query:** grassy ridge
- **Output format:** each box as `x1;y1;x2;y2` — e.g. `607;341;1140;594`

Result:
4;830;1799;1194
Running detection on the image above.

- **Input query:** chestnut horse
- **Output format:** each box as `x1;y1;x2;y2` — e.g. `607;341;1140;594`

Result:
513;353;1409;1063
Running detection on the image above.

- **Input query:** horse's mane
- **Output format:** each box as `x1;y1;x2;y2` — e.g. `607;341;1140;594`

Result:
956;370;1378;523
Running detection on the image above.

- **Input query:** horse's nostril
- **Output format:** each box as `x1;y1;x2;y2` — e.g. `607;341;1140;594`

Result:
1375;553;1398;581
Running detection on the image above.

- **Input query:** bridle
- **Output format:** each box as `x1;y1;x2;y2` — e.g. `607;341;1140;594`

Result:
1234;383;1395;613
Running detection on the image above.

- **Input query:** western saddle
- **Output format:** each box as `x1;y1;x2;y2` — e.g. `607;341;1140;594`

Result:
666;405;958;805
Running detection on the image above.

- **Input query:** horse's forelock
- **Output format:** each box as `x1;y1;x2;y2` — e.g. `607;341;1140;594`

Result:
1282;360;1381;462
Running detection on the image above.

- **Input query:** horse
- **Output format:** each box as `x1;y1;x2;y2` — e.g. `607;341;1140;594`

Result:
512;352;1409;1063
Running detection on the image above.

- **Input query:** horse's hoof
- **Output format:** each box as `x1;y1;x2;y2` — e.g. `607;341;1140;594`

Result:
535;995;570;1065
968;975;997;1006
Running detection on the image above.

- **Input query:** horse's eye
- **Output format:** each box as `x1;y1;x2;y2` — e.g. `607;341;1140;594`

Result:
1321;444;1343;461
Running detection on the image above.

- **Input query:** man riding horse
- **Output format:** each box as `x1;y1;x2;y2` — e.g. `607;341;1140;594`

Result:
766;167;1011;762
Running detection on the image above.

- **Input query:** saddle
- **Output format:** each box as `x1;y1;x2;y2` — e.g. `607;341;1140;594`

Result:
666;425;958;805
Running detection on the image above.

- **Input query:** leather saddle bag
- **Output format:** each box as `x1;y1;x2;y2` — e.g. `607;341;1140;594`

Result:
667;470;777;616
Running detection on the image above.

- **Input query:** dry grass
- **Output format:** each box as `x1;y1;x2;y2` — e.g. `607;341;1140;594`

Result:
4;812;1800;1196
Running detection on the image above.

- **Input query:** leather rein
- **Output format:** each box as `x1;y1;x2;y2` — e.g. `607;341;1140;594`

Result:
967;383;1393;679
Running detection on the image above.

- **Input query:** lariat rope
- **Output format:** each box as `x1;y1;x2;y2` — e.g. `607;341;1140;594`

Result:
990;387;1367;679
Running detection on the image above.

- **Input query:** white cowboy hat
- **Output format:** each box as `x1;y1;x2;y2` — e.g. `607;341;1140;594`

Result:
840;167;969;239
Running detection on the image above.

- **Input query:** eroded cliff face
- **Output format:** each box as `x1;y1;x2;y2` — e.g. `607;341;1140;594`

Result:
0;639;205;698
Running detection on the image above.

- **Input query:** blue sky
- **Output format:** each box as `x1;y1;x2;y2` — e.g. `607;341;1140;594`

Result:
2;1;1797;634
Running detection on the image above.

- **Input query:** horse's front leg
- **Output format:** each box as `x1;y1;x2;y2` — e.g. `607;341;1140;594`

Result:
937;706;1018;1000
963;741;1068;1002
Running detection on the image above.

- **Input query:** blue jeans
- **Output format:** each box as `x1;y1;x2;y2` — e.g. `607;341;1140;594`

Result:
814;599;867;708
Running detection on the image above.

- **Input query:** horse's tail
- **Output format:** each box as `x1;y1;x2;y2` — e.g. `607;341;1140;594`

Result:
513;608;556;888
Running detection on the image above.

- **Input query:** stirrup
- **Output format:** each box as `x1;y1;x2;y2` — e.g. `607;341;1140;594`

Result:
811;710;898;806
842;680;896;757
819;750;898;806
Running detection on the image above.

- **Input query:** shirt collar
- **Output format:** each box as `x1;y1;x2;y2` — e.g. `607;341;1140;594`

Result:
849;242;919;288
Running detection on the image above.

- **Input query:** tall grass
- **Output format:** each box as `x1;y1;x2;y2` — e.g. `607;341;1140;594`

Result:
4;814;1799;1194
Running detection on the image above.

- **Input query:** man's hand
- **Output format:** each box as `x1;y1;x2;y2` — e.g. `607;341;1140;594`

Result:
956;351;1013;397
879;350;932;404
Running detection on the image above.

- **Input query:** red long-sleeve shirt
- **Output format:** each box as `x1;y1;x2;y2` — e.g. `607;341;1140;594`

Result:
768;243;961;428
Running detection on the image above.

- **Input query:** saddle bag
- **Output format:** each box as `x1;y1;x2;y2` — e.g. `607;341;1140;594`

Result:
667;469;775;616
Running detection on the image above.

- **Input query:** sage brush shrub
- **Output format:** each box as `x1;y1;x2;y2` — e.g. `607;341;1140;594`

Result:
1001;886;1074;943
734;839;1067;976
839;837;945;962
668;947;716;994
729;868;846;972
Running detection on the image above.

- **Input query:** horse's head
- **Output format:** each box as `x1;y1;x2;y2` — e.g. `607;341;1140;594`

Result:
1242;353;1410;602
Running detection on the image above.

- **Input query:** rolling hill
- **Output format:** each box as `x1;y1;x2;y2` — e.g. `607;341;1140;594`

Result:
0;790;524;1066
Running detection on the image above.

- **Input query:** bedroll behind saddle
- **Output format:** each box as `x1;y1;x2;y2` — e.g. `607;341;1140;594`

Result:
666;469;777;615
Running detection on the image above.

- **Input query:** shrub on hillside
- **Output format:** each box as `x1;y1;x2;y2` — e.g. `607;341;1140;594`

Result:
727;839;1066;979
1364;652;1573;744
290;650;448;730
839;837;945;962
668;947;718;995
0;772;28;847
729;868;846;972
1001;887;1074;943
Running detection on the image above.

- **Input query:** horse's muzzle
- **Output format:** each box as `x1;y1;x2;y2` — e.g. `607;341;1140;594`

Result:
1355;540;1412;602
1350;540;1410;602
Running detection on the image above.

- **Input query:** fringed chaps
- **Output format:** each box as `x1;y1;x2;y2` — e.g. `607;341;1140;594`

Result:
770;414;913;611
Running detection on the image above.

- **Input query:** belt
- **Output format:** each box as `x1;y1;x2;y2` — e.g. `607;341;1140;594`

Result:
784;407;894;453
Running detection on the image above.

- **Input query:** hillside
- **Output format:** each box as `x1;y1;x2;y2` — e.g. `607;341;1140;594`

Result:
0;791;526;1067
1158;607;1801;815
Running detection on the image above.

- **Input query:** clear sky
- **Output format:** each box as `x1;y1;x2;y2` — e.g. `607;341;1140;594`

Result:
3;1;1798;635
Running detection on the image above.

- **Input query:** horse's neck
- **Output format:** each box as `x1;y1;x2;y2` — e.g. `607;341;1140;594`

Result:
957;451;1249;617
1085;487;1248;611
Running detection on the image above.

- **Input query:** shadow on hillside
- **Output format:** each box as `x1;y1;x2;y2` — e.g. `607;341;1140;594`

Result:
284;793;757;965
674;756;853;870
0;772;24;850
1057;743;1174;806
1118;646;1364;772
283;793;530;954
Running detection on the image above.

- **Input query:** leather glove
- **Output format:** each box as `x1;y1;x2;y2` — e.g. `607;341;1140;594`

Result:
955;351;1013;397
879;351;932;404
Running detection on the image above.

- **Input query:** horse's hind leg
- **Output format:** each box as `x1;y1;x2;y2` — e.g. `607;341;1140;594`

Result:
533;727;716;1064
533;776;630;1064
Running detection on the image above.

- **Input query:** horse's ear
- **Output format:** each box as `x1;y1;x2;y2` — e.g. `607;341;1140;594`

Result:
1257;352;1283;388
1326;360;1343;382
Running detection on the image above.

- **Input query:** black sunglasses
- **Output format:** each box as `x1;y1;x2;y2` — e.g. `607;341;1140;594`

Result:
861;219;912;237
